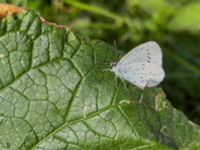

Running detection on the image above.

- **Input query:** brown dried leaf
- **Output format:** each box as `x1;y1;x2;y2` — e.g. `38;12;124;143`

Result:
0;3;24;18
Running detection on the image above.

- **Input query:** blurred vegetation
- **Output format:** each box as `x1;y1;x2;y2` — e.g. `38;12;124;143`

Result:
1;0;200;124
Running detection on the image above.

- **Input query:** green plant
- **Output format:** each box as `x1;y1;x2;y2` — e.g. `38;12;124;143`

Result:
0;9;200;150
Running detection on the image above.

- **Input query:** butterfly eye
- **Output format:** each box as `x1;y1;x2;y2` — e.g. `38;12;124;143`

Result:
110;62;117;67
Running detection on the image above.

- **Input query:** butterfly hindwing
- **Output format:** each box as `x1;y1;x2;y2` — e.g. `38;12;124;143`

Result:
115;62;165;89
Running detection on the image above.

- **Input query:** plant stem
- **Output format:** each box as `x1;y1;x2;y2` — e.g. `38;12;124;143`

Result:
164;49;200;75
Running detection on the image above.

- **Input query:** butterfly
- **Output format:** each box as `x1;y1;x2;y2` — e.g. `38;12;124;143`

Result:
111;41;165;89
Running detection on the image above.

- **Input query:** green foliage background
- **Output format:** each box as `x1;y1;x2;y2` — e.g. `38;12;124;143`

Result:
2;0;200;124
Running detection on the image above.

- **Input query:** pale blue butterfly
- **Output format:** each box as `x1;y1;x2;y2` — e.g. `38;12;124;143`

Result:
112;41;165;89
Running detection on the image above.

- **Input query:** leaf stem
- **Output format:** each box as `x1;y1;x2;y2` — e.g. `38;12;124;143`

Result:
64;0;124;25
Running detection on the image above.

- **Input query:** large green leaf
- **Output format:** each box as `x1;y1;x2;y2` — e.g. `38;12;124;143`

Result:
0;10;200;150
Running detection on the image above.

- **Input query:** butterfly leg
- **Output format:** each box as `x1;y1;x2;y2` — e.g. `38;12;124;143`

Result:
138;85;146;103
139;91;143;103
119;77;130;92
102;68;111;72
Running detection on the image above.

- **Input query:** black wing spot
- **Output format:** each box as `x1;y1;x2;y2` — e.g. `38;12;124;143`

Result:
147;56;151;59
147;60;151;63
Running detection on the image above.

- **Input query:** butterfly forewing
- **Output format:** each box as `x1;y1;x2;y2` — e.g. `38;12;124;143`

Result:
117;41;163;67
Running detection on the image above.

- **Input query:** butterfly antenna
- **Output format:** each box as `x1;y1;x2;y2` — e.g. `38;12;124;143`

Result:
113;41;118;61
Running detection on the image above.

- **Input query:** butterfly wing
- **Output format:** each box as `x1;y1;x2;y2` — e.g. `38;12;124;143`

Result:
117;41;163;67
114;63;165;89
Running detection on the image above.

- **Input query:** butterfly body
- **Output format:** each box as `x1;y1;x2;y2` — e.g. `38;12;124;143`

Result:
112;41;165;89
